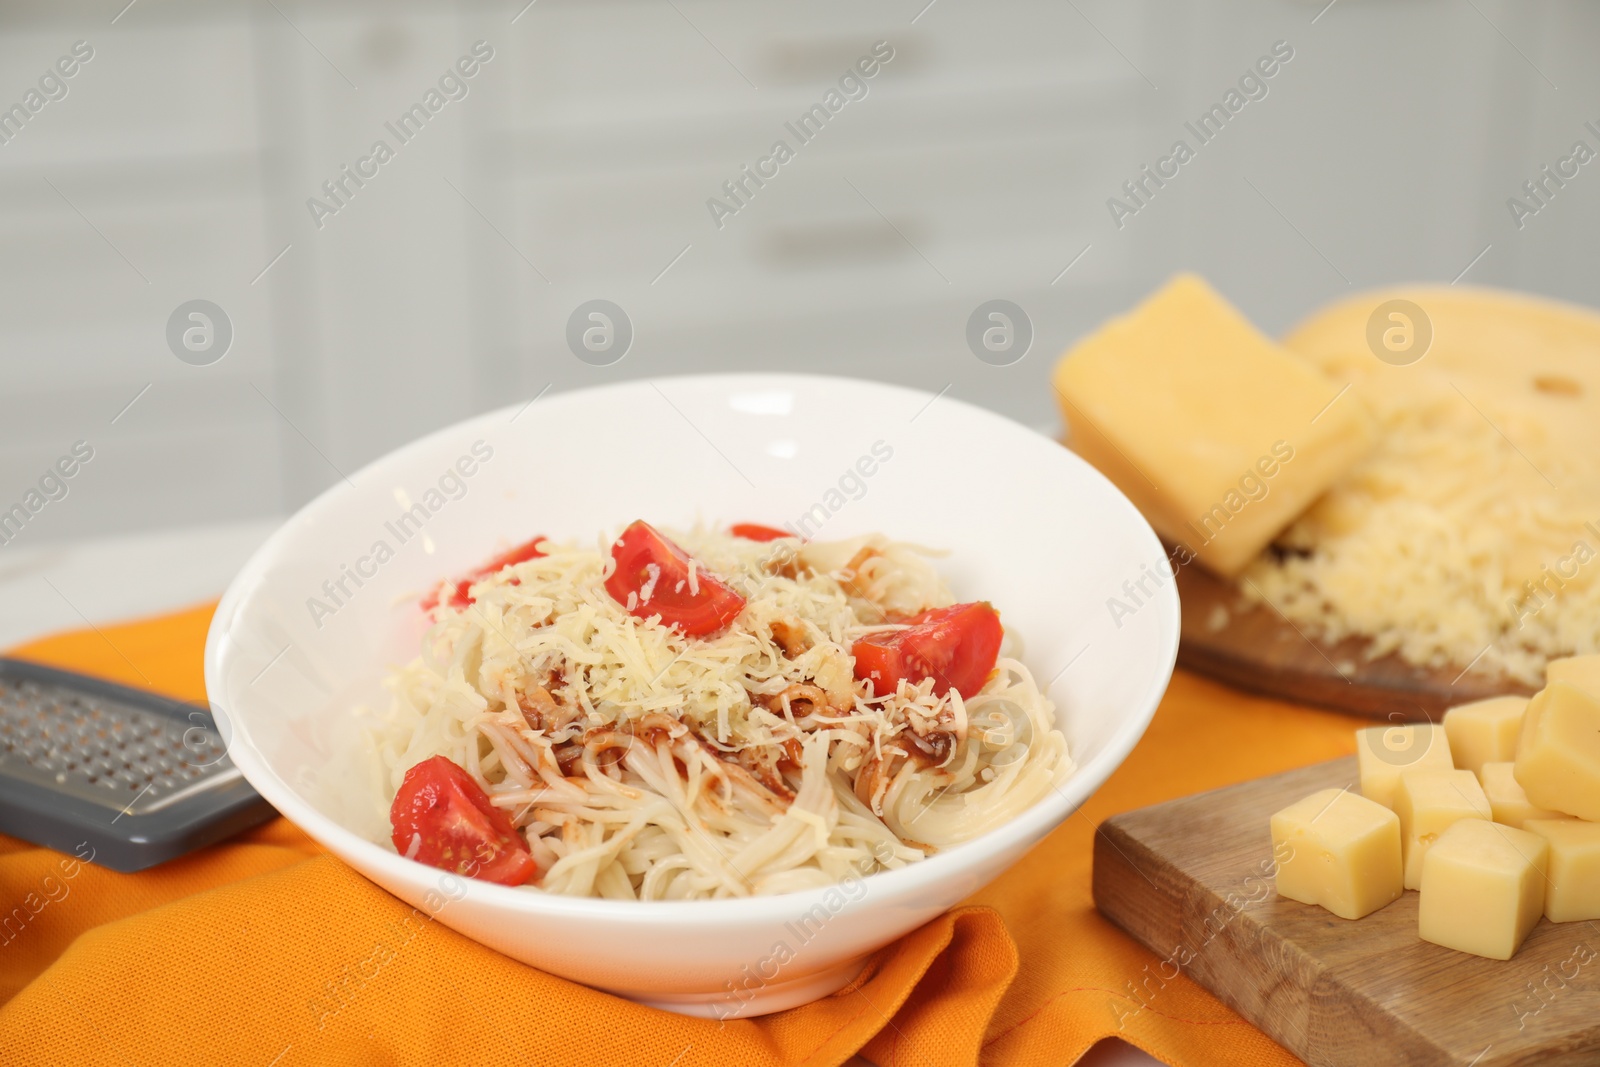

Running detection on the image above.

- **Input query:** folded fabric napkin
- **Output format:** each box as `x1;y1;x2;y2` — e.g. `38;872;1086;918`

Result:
0;602;1353;1066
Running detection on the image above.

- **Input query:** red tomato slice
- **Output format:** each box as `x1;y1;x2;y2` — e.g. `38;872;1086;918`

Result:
605;520;746;636
729;523;793;542
851;602;1003;700
422;536;547;611
389;755;538;886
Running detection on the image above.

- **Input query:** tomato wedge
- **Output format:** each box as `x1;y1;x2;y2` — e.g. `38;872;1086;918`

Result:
730;523;793;543
851;602;1003;700
605;520;746;636
422;536;547;611
389;755;538;886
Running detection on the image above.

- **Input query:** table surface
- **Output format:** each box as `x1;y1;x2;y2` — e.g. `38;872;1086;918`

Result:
0;520;1166;1067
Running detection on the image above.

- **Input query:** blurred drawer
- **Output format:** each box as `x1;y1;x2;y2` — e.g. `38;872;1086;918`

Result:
494;58;1141;174
499;123;1143;296
506;0;1144;124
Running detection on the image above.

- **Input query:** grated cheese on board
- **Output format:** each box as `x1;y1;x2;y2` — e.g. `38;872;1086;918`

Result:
1244;287;1600;685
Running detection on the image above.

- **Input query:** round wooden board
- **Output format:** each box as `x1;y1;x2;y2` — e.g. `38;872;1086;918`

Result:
1173;556;1534;721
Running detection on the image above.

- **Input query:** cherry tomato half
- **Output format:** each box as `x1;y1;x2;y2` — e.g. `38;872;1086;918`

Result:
422;536;547;611
851;602;1003;700
605;520;746;636
729;523;793;543
389;755;538;886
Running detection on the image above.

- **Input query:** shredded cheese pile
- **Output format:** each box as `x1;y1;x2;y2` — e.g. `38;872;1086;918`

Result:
1244;289;1600;685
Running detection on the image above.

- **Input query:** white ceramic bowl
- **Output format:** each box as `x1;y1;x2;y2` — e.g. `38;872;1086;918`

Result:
205;373;1178;1018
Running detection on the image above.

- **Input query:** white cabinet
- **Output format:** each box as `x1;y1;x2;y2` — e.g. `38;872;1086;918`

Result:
0;0;1592;545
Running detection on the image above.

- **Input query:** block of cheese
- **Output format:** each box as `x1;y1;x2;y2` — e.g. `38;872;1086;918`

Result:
1478;761;1570;829
1271;787;1403;920
1546;653;1600;698
1356;724;1454;810
1395;769;1492;890
1052;274;1375;576
1418;818;1548;960
1525;818;1600;923
1442;696;1527;774
1515;682;1600;821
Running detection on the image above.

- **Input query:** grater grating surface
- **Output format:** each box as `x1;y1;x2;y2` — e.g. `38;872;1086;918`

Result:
0;658;273;870
0;676;237;813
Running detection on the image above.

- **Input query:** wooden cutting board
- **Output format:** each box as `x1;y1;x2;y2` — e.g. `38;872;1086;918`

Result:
1173;556;1534;722
1092;756;1600;1067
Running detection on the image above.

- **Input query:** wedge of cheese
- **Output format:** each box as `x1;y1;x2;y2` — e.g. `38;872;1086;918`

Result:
1053;274;1375;576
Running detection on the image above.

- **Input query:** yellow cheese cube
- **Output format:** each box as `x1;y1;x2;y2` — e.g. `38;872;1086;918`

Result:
1356;724;1454;810
1418;819;1548;960
1514;682;1600;821
1478;762;1570;829
1545;653;1600;698
1271;788;1403;920
1052;274;1375;577
1524;819;1600;922
1442;696;1527;774
1395;770;1492;890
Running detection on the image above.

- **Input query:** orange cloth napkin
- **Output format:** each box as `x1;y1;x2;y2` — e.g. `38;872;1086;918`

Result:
0;602;1361;1066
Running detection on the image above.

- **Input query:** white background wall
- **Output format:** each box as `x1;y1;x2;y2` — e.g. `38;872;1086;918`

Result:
0;0;1595;548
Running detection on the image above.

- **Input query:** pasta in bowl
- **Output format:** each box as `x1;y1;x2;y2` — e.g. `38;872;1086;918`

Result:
206;373;1177;1016
376;522;1071;899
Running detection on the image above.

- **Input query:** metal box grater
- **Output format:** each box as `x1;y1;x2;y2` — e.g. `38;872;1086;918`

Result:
0;657;276;871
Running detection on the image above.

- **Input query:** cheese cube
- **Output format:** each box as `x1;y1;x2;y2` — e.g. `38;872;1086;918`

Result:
1356;724;1454;810
1514;682;1600;821
1052;274;1375;577
1477;762;1570;829
1418;819;1548;960
1395;770;1492;890
1270;787;1402;920
1442;696;1527;774
1524;819;1600;923
1546;653;1600;698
